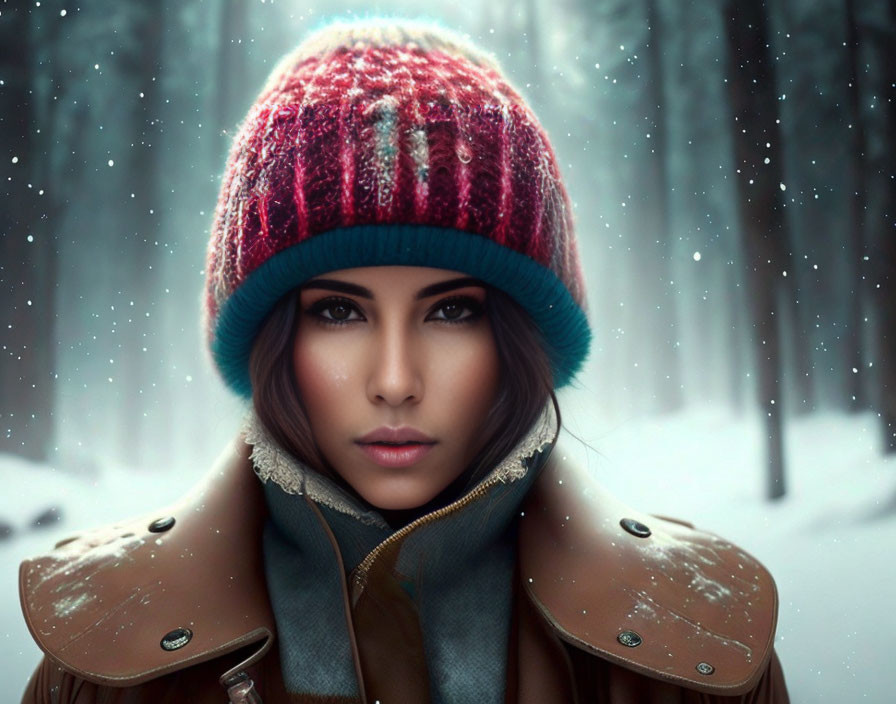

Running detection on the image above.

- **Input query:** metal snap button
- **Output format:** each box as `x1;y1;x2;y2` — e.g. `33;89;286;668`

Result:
148;516;176;533
620;517;651;538
617;630;642;647
696;662;715;675
160;627;193;651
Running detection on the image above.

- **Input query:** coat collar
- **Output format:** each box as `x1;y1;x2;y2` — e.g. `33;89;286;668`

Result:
19;437;274;687
241;401;559;530
19;433;777;696
518;456;779;696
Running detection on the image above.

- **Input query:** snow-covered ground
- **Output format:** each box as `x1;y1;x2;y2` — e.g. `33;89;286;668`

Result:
2;402;894;701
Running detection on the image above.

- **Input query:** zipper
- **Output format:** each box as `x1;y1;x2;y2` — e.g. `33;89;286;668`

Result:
350;475;504;602
349;411;558;601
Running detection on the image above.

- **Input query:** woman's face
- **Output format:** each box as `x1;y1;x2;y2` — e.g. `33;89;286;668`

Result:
293;266;501;511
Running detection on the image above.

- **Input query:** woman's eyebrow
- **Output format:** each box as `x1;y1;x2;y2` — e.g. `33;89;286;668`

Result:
302;276;485;300
415;277;485;299
302;279;374;299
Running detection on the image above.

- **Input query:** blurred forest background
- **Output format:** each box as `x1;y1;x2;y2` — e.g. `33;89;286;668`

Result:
2;1;896;700
1;0;894;498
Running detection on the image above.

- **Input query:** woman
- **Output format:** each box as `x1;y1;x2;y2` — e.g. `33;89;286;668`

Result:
19;18;789;704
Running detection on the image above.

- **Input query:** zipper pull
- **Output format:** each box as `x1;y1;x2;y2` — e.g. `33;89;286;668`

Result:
223;671;263;704
349;566;367;606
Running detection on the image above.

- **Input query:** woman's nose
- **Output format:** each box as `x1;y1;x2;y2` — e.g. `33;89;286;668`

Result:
366;323;423;407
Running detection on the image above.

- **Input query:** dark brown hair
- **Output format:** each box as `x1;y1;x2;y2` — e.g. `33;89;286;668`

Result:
248;283;559;508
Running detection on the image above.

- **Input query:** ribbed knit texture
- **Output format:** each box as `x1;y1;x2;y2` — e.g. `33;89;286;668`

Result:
202;18;591;396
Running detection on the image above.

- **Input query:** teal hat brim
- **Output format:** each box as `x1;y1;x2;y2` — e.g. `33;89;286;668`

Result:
212;224;590;397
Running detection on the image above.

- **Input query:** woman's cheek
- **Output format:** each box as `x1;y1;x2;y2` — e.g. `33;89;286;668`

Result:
294;332;355;400
431;329;500;409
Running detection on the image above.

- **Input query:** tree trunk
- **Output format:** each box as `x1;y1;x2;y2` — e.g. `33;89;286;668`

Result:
116;6;165;464
724;0;788;499
644;0;683;412
843;0;869;412
215;0;250;158
850;0;896;452
0;5;57;462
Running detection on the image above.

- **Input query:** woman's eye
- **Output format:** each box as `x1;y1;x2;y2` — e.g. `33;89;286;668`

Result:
428;297;483;323
308;298;363;324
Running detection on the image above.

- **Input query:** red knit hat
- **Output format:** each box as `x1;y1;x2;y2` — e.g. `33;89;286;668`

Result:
203;18;590;397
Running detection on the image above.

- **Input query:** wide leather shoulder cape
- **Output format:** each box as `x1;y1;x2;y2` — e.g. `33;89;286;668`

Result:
19;434;778;698
518;455;778;696
19;437;275;689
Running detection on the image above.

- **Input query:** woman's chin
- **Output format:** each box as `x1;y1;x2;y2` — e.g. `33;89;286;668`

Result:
361;487;441;513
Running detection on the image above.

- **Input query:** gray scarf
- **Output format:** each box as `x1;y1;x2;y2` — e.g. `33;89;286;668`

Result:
242;403;558;703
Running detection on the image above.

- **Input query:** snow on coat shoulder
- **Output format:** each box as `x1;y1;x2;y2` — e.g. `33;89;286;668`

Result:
18;433;779;699
17;437;274;687
519;450;779;697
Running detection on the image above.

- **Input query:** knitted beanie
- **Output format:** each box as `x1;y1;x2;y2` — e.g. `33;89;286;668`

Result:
203;17;590;398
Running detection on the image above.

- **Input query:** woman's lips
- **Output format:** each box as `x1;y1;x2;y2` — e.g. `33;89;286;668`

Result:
357;442;435;468
357;427;436;444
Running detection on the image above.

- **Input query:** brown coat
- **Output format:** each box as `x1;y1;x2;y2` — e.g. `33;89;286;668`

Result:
19;435;789;703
